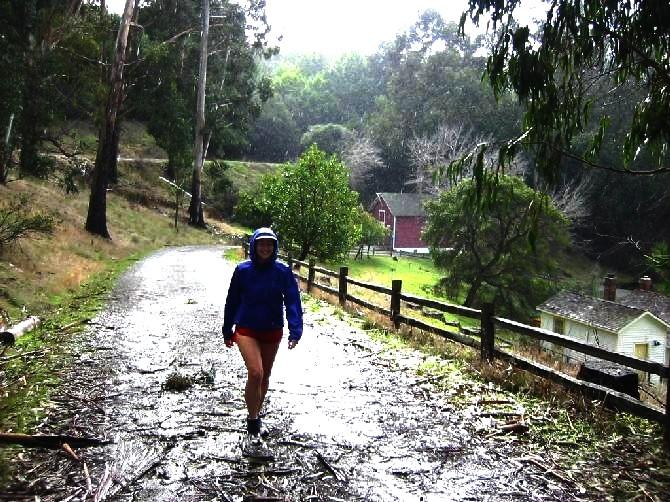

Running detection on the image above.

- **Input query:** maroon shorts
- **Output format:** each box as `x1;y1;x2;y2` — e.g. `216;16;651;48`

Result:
233;326;283;344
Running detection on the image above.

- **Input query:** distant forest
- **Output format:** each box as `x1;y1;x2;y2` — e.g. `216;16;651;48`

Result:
1;2;668;278
245;11;669;278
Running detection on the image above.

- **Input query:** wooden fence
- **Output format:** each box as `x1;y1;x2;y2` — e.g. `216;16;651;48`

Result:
276;253;670;449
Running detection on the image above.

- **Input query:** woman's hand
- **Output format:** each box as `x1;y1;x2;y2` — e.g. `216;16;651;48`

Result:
288;340;298;350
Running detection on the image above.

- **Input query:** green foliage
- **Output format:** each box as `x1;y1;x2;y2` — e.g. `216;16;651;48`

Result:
247;97;301;161
203;160;237;217
354;209;389;259
359;209;389;247
135;0;273;170
300;123;353;155
0;2;108;178
0;195;55;249
235;145;361;260
248;53;380;162
234;175;279;230
463;0;670;179
423;174;570;318
645;242;670;294
366;12;521;195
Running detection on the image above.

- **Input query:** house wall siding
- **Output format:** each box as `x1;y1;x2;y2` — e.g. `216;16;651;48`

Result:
539;312;617;362
618;316;667;364
370;199;392;227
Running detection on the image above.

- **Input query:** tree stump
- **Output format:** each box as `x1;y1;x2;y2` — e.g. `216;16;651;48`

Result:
577;359;640;400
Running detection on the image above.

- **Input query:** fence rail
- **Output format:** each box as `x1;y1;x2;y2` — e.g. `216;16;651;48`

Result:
271;252;670;448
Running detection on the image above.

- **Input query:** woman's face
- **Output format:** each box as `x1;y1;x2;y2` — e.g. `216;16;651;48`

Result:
255;239;274;262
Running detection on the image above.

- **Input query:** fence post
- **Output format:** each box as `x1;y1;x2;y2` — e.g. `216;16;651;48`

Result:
480;302;495;361
307;259;315;292
390;279;402;328
338;266;348;307
242;242;249;259
287;254;293;270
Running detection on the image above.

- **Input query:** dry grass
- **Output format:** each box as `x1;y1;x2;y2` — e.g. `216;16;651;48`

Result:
0;176;222;321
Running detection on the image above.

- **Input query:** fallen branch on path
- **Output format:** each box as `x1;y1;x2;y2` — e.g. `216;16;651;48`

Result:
0;432;110;449
98;440;178;499
499;422;530;434
476;399;515;406
0;349;46;362
59;319;91;333
477;411;524;418
315;450;344;481
61;442;80;462
276;439;316;449
520;455;573;485
233;468;300;477
83;462;93;494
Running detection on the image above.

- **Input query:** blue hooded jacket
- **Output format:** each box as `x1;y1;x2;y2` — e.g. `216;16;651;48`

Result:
222;228;303;341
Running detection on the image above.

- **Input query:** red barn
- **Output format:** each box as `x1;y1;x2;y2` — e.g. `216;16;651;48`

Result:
369;192;433;253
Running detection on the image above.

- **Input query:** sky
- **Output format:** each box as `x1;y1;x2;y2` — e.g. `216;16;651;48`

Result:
106;0;545;57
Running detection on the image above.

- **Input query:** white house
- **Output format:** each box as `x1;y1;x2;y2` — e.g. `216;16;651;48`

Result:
537;277;670;384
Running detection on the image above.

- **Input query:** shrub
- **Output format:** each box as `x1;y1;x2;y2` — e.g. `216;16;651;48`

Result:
0;195;55;249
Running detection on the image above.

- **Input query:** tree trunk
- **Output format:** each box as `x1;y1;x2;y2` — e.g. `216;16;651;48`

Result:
298;243;310;261
188;0;209;228
18;62;42;178
464;280;482;307
0;113;15;184
108;120;121;184
85;0;135;238
107;0;141;187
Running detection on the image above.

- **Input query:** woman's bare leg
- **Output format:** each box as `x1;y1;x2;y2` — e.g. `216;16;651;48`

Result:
258;341;281;409
236;336;264;419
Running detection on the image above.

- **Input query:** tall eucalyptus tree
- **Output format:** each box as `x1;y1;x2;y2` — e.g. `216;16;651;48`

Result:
85;0;136;238
188;0;209;227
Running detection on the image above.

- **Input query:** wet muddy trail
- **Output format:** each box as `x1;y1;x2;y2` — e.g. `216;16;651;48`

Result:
7;246;583;501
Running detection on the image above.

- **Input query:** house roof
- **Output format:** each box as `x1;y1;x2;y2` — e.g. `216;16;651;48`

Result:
537;290;651;332
616;290;670;325
373;193;433;217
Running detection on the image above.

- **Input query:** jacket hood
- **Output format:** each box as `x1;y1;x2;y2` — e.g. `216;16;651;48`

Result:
249;227;278;263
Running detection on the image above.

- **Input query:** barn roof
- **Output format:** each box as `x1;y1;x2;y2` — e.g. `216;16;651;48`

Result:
537;291;650;332
373;193;433;217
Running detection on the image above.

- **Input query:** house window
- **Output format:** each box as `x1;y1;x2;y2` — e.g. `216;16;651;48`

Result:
378;209;386;224
553;318;564;335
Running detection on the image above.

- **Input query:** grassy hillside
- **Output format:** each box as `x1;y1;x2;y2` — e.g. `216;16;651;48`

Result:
0;165;245;324
223;159;281;193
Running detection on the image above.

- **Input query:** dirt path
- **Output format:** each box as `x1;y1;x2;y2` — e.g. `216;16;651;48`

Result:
6;246;584;501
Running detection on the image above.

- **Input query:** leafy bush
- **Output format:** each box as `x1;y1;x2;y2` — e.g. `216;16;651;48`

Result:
234;145;361;261
56;157;93;194
0;195;55;249
300;123;353;155
203;160;238;217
